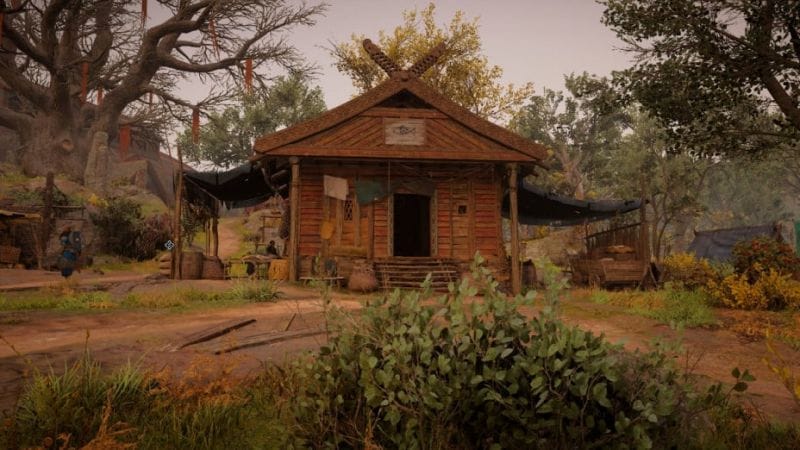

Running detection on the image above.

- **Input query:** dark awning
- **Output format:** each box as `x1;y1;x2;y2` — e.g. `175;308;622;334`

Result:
688;224;778;262
502;179;642;227
183;164;276;210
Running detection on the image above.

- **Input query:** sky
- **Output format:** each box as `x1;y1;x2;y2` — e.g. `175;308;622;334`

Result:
164;0;634;113
282;0;633;108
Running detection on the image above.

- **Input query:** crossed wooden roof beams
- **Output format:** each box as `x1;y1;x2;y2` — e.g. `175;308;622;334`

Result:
252;40;547;162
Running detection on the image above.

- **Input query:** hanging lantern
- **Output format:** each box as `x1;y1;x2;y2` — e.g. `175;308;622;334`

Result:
191;107;200;144
97;87;103;106
119;125;131;156
141;0;147;28
244;58;253;93
208;18;220;57
80;62;89;104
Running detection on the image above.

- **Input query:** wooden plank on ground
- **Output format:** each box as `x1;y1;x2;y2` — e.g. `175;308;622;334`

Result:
170;318;257;351
210;328;328;355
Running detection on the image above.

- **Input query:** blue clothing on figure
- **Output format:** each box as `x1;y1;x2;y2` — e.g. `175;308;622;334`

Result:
58;229;81;278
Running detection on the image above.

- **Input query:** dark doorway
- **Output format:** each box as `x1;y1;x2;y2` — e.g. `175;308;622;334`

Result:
393;194;430;257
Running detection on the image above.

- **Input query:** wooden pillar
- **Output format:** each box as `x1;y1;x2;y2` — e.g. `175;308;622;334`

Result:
39;172;54;269
211;215;219;257
288;157;300;282
172;146;184;279
508;163;521;295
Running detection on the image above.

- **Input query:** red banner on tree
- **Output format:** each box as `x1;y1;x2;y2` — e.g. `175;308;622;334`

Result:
141;0;147;28
119;125;131;157
97;87;103;106
191;107;200;144
209;19;220;57
244;58;253;93
80;62;89;104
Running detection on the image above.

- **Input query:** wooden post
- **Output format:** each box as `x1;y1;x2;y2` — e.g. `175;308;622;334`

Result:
172;146;184;279
204;219;211;255
288;157;300;282
508;163;521;295
211;215;219;258
39;172;54;269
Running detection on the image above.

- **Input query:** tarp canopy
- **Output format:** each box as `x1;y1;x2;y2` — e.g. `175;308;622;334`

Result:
183;164;276;210
688;224;778;262
502;179;642;227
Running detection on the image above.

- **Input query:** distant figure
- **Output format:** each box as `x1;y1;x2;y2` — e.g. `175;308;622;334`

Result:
265;240;279;257
57;227;81;278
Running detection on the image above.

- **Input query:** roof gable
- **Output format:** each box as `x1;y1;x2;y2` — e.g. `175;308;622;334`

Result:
253;77;547;162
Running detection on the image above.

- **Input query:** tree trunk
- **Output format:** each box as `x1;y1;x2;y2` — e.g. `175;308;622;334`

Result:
83;130;110;195
17;114;89;182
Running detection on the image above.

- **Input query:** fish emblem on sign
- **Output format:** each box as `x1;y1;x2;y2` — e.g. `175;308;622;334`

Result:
385;119;425;145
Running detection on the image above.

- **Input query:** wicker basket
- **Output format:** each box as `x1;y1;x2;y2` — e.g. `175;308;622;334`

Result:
268;259;289;280
202;256;225;280
0;246;21;264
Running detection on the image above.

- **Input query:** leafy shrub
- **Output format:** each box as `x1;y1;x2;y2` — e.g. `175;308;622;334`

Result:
134;214;173;260
732;236;800;282
92;199;174;260
289;255;740;448
90;198;145;259
706;267;800;310
662;252;718;289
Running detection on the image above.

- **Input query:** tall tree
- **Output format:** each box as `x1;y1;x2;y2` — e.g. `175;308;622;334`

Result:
178;74;326;168
329;2;532;123
0;0;324;188
599;111;717;258
511;73;628;199
600;0;800;156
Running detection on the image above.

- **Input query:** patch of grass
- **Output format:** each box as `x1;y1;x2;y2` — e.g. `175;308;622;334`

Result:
1;350;289;449
587;288;718;328
93;257;159;274
637;289;718;328
120;282;281;311
0;281;281;313
0;290;114;312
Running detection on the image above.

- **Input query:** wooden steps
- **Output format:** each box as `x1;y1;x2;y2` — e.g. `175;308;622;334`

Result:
373;257;460;291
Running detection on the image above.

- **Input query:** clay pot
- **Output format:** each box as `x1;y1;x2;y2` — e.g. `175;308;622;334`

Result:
348;259;378;292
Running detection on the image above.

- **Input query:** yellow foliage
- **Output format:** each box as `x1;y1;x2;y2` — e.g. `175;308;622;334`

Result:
87;193;108;208
705;267;800;310
763;331;800;408
330;3;533;123
662;252;716;289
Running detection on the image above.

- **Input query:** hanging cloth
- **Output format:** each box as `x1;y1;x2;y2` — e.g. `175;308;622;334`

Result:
323;175;348;200
355;179;388;205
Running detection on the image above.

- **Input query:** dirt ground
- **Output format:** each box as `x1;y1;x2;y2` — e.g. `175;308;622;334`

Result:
1;281;799;423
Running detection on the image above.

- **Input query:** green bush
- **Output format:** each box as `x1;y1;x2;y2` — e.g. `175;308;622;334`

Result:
90;198;146;260
91;198;175;261
289;255;741;448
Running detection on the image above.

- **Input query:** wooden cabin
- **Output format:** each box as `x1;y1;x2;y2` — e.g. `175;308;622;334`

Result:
250;41;547;293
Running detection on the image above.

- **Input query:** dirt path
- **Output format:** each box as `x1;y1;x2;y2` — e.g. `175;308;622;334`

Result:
1;284;798;422
217;217;243;259
0;283;366;412
0;268;148;292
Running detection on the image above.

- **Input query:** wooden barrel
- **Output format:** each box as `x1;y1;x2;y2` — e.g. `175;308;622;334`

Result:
202;256;224;280
181;251;204;279
158;252;203;279
158;253;171;276
268;259;289;281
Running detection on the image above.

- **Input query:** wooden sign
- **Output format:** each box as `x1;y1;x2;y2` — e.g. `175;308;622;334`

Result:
385;118;426;145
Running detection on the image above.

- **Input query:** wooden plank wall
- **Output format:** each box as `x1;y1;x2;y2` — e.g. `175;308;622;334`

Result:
297;161;500;262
